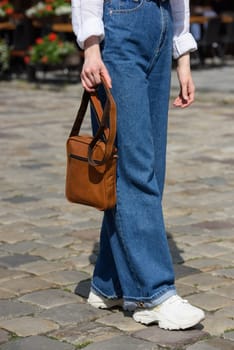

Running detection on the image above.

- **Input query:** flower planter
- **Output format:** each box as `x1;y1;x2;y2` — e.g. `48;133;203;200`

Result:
26;52;82;82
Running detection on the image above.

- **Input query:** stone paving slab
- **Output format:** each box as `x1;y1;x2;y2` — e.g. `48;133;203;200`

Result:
201;315;234;336
187;292;234;312
29;246;75;260
1;276;54;296
0;290;16;299
83;335;159;350
133;326;209;348
0;242;47;255
177;272;232;291
0;230;40;244
224;331;234;342
63;254;95;270
50;322;122;346
184;258;232;272
18;289;82;309
0;336;75;350
40;303;110;326
175;283;198;297
39;270;89;286
186;338;234;350
212;268;234;280
215;306;234;319
211;284;234;299
220;254;234;264
0;254;43;269
96;312;146;332
0;268;28;283
68;229;100;242
14;260;67;275
0;316;59;336
0;330;10;346
35;235;76;248
70;241;99;254
180;244;233;261
0;300;38;320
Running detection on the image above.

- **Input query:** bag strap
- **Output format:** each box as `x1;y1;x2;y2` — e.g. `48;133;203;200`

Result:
69;89;90;138
69;77;117;167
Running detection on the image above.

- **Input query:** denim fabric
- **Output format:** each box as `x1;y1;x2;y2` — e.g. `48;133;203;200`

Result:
92;0;176;310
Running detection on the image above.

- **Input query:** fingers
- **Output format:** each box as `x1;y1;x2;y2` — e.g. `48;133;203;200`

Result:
173;96;183;107
173;79;195;108
80;68;99;92
81;62;112;92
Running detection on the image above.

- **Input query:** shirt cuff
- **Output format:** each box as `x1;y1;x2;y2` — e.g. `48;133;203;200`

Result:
76;18;104;49
173;32;197;59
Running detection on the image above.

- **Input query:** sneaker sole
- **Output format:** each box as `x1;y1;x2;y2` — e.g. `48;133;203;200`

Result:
133;312;205;330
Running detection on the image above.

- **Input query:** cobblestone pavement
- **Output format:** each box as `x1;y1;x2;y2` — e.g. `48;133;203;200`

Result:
0;65;234;350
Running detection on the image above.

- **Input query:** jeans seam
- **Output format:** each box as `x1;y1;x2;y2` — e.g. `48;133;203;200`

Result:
115;182;143;291
115;210;142;290
146;4;167;75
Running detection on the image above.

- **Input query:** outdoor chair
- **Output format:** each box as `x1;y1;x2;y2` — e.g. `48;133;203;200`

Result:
197;17;224;65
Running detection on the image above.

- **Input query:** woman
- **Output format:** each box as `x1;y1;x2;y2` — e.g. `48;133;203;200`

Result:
72;0;205;330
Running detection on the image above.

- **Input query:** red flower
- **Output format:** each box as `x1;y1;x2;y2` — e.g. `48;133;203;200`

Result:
5;7;13;15
36;37;44;45
24;56;30;65
41;56;48;64
45;5;53;11
48;33;57;42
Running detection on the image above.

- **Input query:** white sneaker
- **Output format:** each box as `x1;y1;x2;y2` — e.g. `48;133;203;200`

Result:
87;291;122;309
133;295;205;330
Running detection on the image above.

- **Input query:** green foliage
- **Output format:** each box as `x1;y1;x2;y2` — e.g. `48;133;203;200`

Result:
25;32;76;65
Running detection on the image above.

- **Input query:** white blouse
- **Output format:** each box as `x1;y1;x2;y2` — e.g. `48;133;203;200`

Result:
71;0;197;59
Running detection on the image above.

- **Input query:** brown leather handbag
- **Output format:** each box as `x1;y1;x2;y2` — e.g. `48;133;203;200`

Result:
65;79;117;211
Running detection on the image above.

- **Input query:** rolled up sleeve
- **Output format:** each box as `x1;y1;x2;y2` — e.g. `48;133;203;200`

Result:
71;0;104;49
170;0;197;59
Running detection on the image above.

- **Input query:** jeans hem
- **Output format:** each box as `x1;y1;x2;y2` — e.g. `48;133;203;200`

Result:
91;282;176;310
123;286;176;311
91;282;122;300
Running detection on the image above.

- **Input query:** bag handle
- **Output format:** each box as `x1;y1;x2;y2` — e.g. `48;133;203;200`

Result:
69;77;117;167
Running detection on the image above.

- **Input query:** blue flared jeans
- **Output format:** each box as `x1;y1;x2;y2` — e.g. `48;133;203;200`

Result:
92;0;176;310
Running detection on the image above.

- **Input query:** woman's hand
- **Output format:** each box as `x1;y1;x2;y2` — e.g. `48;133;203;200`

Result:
81;36;112;92
173;53;195;108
